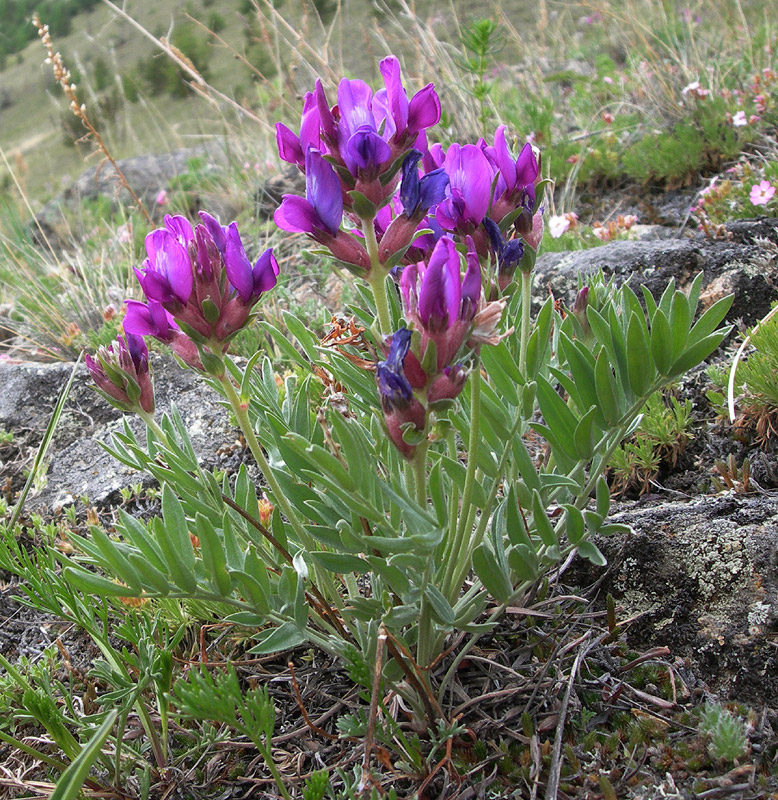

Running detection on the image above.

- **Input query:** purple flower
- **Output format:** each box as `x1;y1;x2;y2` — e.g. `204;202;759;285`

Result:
275;90;325;168
134;213;278;347
376;327;414;411
376;151;449;262
275;148;343;237
123;300;203;371
400;236;483;370
434;144;494;233
482;126;541;226
373;56;441;150
85;332;154;414
399;150;449;220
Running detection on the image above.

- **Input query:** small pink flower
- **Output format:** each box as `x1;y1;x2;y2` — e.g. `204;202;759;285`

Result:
116;223;133;244
602;111;615;124
731;111;748;126
155;189;169;206
749;114;760;125
592;225;611;242
750;180;776;206
548;215;571;238
603;76;614;85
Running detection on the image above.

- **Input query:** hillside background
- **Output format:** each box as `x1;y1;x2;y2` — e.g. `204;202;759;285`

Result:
0;0;535;205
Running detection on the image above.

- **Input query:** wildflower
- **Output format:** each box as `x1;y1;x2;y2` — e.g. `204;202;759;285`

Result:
603;76;614;85
378;150;449;261
376;327;426;459
548;214;571;238
155;189;169;206
434;143;494;234
85;332;154;414
682;80;709;99
602;111;615;124
481;125;541;226
731;111;748;126
400;236;484;371
274;148;371;269
750;180;775;206
134;213;278;347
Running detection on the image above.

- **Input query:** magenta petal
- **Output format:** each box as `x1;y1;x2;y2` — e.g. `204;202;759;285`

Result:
158;236;193;304
224;223;254;302
252;248;279;295
493;125;517;194
418;237;460;328
274;195;320;235
276;122;304;166
407;84;441;134
164;214;194;247
337;78;375;134
198;211;228;255
456;145;492;224
399;262;418;316
306;148;343;235
299;91;323;153
379;55;409;134
515;141;540;187
347;128;391;170
314;79;336;138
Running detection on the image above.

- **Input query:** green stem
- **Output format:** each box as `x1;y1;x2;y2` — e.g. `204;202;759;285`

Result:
138;411;165;442
442;367;481;602
361;217;393;336
412;441;428;508
216;371;315;554
518;269;533;375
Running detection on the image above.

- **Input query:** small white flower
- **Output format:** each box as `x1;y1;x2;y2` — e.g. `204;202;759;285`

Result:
548;215;571;238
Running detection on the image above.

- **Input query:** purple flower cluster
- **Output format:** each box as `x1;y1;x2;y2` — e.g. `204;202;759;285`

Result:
87;54;543;462
87;212;278;407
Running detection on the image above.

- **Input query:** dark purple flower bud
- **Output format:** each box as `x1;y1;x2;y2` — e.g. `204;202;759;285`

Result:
376;327;413;411
484;217;524;288
399;150;449;220
376;327;427;459
86;332;154;414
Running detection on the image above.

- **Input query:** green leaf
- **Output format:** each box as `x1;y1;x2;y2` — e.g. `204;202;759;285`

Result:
669;290;691;360
63;567;139;597
348;190;377;218
49;711;118;800
126;553;171;595
688;295;733;342
577;540;607;566
424;584;455;626
261;321;311;370
310;552;369;573
472;544;513;603
573;407;598;461
481;341;521;405
649;309;673;375
504;485;532;548
668;330;730;376
531;490;557;548
438;456;488;508
595;476;611;518
525;297;554;379
159;485;197;593
563;504;585;544
283;312;321;362
626;312;652;397
536;376;578;449
249;623;308;654
594;351;622;426
195;513;232;597
508;544;539;582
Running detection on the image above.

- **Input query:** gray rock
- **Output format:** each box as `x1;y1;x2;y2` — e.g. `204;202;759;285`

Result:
535;217;778;325
571;493;778;705
33;145;227;246
0;355;240;511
